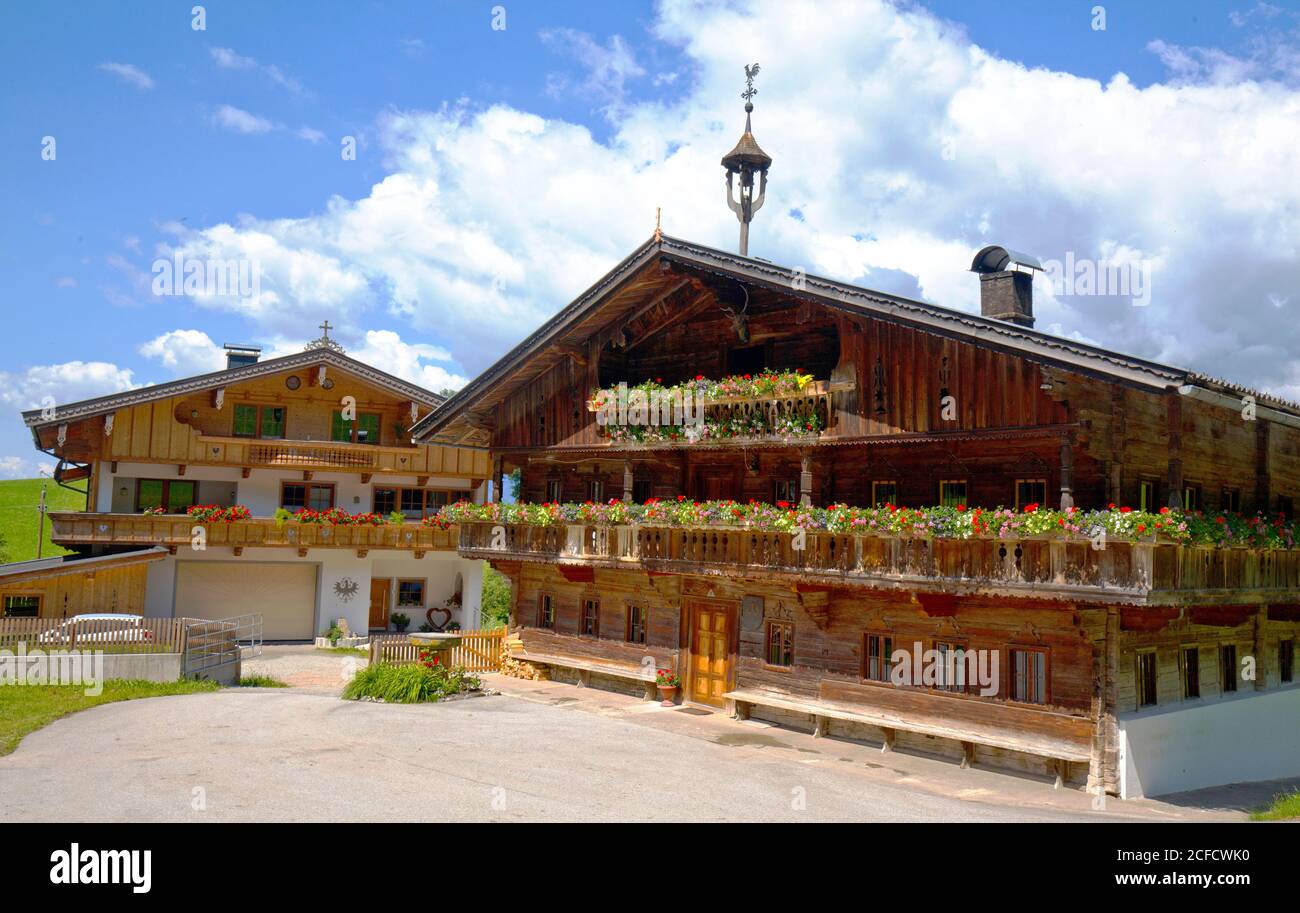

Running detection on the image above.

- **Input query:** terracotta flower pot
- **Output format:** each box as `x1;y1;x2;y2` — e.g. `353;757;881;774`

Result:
657;684;678;706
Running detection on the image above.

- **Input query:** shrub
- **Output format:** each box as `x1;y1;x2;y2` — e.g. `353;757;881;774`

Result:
342;662;480;703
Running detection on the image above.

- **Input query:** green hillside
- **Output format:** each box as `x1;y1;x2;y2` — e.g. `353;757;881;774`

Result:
0;479;86;564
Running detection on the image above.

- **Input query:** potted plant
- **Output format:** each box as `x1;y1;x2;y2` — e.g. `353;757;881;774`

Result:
391;612;411;633
655;668;681;706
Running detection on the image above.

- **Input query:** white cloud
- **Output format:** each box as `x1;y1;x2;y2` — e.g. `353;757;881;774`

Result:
156;0;1300;402
541;28;646;108
97;62;154;90
213;105;275;135
0;361;137;412
139;330;227;376
209;47;305;94
54;277;76;289
348;330;469;392
296;126;326;144
0;456;54;480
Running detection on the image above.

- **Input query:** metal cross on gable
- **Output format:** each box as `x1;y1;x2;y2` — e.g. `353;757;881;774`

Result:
319;320;334;338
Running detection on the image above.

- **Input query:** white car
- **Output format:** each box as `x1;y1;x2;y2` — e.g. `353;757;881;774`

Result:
36;614;154;645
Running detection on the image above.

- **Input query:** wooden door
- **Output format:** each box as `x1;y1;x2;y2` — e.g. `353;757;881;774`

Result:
368;578;391;629
689;600;735;707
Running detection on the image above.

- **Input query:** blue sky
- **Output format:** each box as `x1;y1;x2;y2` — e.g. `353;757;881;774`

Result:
3;0;1300;477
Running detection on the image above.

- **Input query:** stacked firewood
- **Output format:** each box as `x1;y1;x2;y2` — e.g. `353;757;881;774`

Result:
500;633;549;681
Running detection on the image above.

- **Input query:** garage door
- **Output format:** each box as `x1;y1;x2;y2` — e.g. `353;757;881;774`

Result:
175;562;317;641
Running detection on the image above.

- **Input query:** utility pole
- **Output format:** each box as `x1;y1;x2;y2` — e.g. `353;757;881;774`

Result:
36;484;47;559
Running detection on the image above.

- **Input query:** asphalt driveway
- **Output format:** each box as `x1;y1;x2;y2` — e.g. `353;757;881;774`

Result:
0;670;1255;822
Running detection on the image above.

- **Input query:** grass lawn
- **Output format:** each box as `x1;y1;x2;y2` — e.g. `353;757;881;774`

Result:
1251;790;1300;821
315;646;369;656
0;679;218;756
239;674;288;687
0;478;85;563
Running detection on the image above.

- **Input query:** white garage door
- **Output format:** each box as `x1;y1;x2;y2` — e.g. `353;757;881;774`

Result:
175;562;318;641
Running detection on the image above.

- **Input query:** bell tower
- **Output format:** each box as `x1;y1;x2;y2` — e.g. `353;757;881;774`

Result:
721;63;773;257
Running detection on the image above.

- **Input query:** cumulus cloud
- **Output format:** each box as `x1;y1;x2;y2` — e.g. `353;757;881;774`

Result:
0;361;137;413
139;329;228;376
209;47;305;95
156;0;1300;402
97;62;154;90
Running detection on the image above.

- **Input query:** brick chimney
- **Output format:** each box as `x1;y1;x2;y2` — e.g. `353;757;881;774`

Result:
970;245;1041;329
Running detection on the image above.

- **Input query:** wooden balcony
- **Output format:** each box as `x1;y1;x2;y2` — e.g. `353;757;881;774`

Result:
50;512;458;555
588;379;849;448
457;521;1300;606
195;436;489;478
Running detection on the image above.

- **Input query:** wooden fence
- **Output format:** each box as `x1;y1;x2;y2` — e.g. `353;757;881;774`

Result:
368;628;506;673
0;616;186;654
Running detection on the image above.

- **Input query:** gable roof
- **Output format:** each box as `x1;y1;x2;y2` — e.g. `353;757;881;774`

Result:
413;234;1300;442
23;347;446;441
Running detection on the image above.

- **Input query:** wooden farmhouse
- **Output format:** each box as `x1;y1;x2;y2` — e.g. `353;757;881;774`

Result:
415;228;1300;798
18;333;491;640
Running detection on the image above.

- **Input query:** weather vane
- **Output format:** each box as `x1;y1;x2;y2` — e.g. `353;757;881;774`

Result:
742;63;760;104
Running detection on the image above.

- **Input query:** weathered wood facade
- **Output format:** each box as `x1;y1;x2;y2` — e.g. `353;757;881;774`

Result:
417;235;1300;794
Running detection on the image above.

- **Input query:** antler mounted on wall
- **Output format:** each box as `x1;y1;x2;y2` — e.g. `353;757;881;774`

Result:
720;284;750;344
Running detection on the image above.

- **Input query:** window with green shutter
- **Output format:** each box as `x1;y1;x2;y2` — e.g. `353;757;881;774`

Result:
260;407;286;439
232;404;258;437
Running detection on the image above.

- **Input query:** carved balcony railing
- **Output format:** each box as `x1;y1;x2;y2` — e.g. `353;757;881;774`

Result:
587;379;851;447
457;521;1300;606
194;435;490;477
49;512;458;554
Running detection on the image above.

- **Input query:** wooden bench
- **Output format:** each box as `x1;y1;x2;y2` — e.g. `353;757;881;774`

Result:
723;688;1090;788
515;652;658;700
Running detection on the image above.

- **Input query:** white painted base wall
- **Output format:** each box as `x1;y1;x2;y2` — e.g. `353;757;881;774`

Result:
144;547;485;640
1118;686;1300;798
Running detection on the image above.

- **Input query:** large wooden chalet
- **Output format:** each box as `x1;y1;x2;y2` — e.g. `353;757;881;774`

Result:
414;233;1300;799
19;335;490;640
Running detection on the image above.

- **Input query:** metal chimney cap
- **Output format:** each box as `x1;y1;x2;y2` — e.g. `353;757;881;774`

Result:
970;245;1043;274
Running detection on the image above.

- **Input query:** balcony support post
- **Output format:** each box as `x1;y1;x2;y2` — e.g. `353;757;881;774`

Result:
1058;438;1074;511
1167;394;1184;511
799;451;813;507
622;460;633;503
492;458;504;503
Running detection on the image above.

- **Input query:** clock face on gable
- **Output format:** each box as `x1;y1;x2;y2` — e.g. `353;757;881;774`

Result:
285;375;302;390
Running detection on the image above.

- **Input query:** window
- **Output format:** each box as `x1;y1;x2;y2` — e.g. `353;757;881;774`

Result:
766;620;794;667
331;411;381;445
934;640;969;692
373;488;397;515
1009;648;1048;704
1015;479;1047;510
232;404;258;437
626;604;647;644
538;594;555;629
2;595;40;617
863;633;893;683
1220;644;1238;693
581;598;599;636
400;488;425;517
1181;647;1201;699
1220;488;1241;512
427;490;454;510
396;580;425;607
1278;496;1294;520
1136;651;1158;707
773;479;799;503
281;482;335;512
871;481;898;507
546;479;562;503
1183;484;1201;511
1281;639;1295;684
1139;480;1157;512
136;479;197;513
232;404;286;439
588;480;604;502
632;479;653;503
939;480;967;508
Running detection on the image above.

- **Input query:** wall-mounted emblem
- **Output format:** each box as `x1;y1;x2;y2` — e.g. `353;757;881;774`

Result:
333;578;360;603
